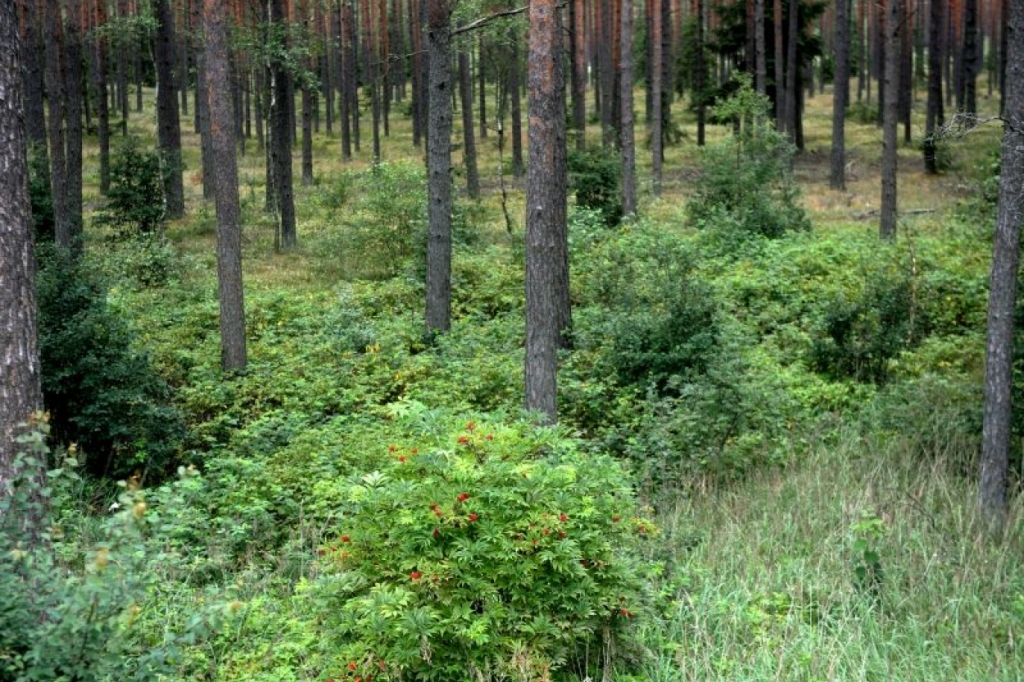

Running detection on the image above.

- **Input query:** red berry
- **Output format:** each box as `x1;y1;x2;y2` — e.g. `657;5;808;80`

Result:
466;421;476;431
433;528;440;538
341;535;351;543
349;662;357;671
457;492;469;502
411;447;418;454
410;571;422;581
457;436;469;445
318;548;326;556
469;513;478;522
613;515;621;523
559;514;567;522
398;456;406;463
388;445;396;452
559;531;567;538
485;433;493;440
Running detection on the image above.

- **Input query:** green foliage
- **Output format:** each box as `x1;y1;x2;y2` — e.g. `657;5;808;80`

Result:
27;142;54;243
315;410;650;681
810;275;920;385
36;247;183;480
688;79;810;243
849;511;886;601
568;146;623;226
96;138;167;237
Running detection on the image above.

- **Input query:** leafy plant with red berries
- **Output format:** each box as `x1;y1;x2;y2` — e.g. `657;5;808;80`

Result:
314;420;650;681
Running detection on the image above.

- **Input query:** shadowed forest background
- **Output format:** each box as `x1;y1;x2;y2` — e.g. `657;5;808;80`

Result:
2;0;1024;679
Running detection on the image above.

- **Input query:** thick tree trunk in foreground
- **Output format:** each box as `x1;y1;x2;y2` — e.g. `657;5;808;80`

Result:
0;0;44;509
879;0;901;240
425;0;454;335
155;0;185;219
525;0;569;422
203;0;247;372
830;0;850;189
980;0;1024;531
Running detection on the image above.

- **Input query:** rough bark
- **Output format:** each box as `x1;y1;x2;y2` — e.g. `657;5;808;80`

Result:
621;0;636;216
302;74;314;185
509;32;524;177
0;0;44;510
458;49;480;199
21;0;46;151
269;0;296;248
203;0;247;372
924;0;945;173
696;0;706;145
961;0;979;118
91;0;110;194
425;0;453;334
830;0;850;189
63;0;84;249
525;0;569;422
155;0;185;219
44;0;69;249
980;0;1024;531
340;0;353;159
571;0;587;149
773;0;786;130
879;0;901;240
651;0;663;191
754;0;767;93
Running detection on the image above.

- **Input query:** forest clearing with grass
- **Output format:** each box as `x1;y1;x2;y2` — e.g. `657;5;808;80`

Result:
2;0;1024;679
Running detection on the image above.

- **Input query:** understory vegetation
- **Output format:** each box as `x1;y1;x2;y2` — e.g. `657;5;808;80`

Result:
3;87;1023;682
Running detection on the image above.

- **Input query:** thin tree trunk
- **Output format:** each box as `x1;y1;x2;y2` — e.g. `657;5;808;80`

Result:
270;0;296;248
620;0;636;216
92;0;110;194
831;0;849;189
571;0;587;149
425;0;453;334
962;0;979;118
21;0;47;152
697;0;706;144
459;49;480;199
879;0;901;239
773;0;785;129
651;0;663;190
754;0;767;93
203;0;247;371
509;32;524;177
478;35;487;139
155;0;185;218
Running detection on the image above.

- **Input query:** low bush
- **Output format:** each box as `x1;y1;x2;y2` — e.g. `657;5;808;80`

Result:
96;137;167;237
314;412;650;681
37;247;183;480
568;146;622;226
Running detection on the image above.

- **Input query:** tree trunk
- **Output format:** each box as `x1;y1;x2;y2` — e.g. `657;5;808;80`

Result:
830;0;849;189
193;0;213;201
696;0;706;145
773;0;785;129
203;0;247;372
0;0;44;512
924;0;945;173
980;0;1024;531
92;0;110;194
962;0;979;119
571;0;587;149
651;0;663;191
63;0;84;247
879;0;900;239
525;0;569;422
44;0;71;251
22;0;47;152
621;0;636;216
425;0;453;335
458;49;480;199
270;0;296;248
302;76;314;185
478;35;487;139
509;32;524;177
340;0;353;159
155;0;185;219
754;0;767;93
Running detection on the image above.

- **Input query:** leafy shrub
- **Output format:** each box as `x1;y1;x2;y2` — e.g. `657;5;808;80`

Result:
568;146;623;226
350;162;427;278
315;415;649;681
28;141;54;243
688;78;809;244
37;247;183;480
810;275;921;385
96;137;166;236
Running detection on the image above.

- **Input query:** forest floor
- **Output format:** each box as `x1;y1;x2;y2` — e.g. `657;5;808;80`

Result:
54;79;1024;681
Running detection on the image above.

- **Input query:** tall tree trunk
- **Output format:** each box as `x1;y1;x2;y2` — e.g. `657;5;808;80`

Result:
155;0;185;218
45;0;70;250
784;0;798;139
340;0;353;159
879;0;900;239
979;0;1024;531
478;35;487;139
509;32;524;177
410;0;423;146
63;0;84;246
203;0;247;371
773;0;786;129
92;0;110;194
425;0;453;334
754;0;767;93
962;0;979;118
0;0;44;513
924;0;945;170
696;0;706;144
21;0;47;152
620;0;636;216
302;78;314;184
458;49;480;199
830;0;850;189
651;0;663;190
270;0;296;248
193;0;213;200
525;0;569;422
571;0;587;149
